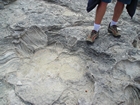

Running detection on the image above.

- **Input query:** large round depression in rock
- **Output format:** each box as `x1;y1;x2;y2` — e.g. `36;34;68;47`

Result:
15;46;94;105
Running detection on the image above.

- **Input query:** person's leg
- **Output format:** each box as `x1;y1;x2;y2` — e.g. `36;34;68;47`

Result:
94;2;108;32
95;2;108;24
87;1;110;43
108;1;124;37
111;1;124;26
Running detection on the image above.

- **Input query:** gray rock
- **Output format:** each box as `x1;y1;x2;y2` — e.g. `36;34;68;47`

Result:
0;0;16;9
0;0;140;105
0;1;4;9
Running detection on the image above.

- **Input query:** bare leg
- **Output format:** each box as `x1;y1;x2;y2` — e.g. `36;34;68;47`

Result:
112;1;124;22
86;2;108;43
95;2;108;24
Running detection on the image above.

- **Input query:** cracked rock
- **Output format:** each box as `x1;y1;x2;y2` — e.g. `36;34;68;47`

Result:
0;0;140;105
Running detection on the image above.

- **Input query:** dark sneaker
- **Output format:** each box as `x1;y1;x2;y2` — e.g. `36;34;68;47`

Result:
108;23;121;37
86;30;99;43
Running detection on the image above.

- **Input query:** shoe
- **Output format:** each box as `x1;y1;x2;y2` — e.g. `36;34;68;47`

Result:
108;23;121;37
86;30;99;43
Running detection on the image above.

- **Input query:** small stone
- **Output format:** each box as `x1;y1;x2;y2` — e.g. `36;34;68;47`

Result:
12;40;20;44
17;81;22;86
117;27;121;31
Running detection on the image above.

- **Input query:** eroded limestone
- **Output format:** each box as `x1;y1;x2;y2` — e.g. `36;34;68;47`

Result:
0;0;140;105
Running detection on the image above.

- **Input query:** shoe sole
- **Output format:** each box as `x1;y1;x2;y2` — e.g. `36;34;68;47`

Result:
86;35;99;44
108;29;121;38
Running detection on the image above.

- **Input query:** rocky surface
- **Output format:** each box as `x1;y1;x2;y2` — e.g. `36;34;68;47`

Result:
0;0;140;105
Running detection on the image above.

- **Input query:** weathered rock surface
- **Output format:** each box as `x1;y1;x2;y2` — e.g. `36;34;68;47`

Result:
0;0;16;9
0;0;140;105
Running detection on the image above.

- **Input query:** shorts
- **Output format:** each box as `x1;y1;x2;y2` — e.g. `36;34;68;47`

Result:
102;0;131;4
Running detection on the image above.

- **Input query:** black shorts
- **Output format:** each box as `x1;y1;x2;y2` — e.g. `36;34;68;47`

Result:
102;0;131;4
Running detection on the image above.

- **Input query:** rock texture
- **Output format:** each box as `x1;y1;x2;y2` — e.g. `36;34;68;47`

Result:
0;0;140;105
